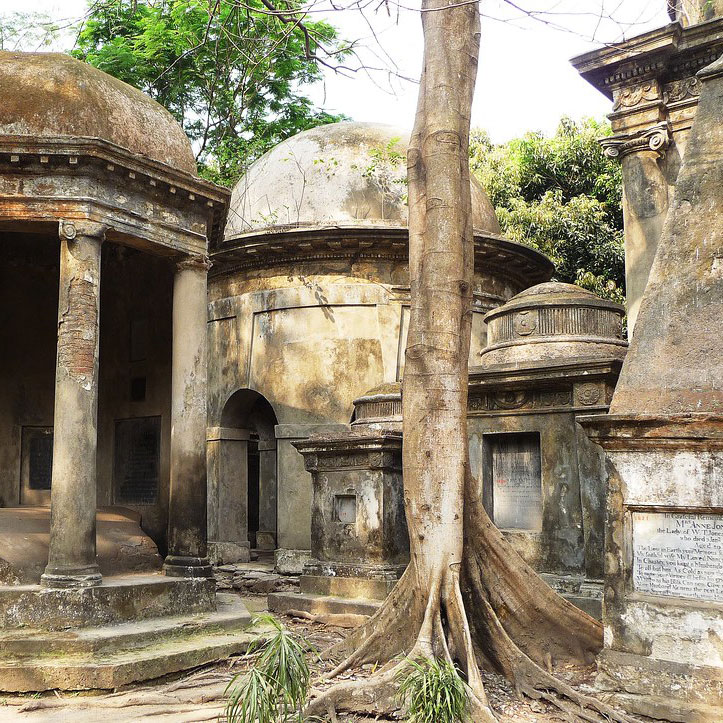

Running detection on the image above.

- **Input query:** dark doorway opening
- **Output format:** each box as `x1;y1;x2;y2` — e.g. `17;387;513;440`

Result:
220;389;279;550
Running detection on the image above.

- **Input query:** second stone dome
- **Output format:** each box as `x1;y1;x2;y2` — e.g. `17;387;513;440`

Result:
480;282;627;365
225;121;501;238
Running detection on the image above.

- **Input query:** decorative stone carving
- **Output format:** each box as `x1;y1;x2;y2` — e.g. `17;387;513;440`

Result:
612;80;660;111
177;254;212;272
663;76;702;104
491;390;532;410
514;310;537;336
538;389;572;408
577;383;602;406
600;122;672;160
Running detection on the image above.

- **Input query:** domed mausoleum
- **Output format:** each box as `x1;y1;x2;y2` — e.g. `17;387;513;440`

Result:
207;121;553;565
467;282;627;615
0;51;250;692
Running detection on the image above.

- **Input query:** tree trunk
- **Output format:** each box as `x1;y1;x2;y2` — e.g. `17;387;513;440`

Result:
305;3;636;720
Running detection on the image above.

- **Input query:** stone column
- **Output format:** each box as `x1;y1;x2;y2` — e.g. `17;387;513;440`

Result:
41;220;105;589
600;122;671;335
164;255;213;578
207;427;251;563
256;439;277;550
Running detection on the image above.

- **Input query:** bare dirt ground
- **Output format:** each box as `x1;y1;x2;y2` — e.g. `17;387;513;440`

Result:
0;590;610;723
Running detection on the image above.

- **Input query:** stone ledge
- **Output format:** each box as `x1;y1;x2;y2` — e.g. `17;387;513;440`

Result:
597;647;723;719
268;591;381;618
0;575;216;631
300;574;397;600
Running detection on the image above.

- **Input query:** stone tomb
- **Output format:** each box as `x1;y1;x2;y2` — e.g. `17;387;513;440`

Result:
469;282;627;617
572;12;723;334
207;121;554;567
0;51;252;692
581;49;723;722
269;385;407;616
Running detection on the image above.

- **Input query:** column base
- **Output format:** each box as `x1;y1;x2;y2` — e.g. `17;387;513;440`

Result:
208;541;250;565
255;531;276;551
40;564;102;589
163;555;213;578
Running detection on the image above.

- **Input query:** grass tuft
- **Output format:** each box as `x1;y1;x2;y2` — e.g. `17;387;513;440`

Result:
224;613;315;723
396;657;470;723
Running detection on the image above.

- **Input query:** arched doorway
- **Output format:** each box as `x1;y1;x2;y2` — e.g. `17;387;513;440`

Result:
208;389;278;563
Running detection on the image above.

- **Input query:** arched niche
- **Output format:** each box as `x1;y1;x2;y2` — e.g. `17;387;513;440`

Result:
208;389;279;563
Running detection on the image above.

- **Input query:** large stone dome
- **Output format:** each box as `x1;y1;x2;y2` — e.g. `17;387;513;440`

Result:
0;51;197;175
225;121;501;238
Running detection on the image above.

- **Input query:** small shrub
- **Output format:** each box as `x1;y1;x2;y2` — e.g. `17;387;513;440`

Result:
396;657;469;723
224;613;314;723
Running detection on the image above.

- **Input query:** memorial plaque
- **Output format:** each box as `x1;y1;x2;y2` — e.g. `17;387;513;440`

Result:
633;511;723;603
114;416;161;504
489;433;542;530
334;494;357;524
28;430;53;490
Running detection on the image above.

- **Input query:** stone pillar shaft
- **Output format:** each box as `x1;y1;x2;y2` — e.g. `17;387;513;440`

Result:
207;427;251;564
42;221;105;589
256;441;277;550
600;121;671;335
619;150;669;333
164;256;212;577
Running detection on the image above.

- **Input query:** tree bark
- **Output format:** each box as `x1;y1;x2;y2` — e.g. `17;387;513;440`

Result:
305;2;636;720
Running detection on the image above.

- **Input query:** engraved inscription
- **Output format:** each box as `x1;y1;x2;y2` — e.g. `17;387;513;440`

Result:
633;511;723;603
114;417;161;505
489;433;542;531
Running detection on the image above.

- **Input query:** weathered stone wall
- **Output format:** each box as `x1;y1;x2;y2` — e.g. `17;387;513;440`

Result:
207;254;530;552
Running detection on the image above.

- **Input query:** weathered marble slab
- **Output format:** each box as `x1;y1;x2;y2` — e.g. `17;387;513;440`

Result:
633;511;723;602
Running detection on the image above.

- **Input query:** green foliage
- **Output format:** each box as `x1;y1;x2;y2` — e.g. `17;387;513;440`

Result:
225;613;314;723
358;137;408;211
396;657;469;723
71;0;349;186
470;117;625;303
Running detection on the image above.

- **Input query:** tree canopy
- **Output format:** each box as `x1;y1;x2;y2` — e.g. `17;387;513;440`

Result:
71;0;348;187
470;117;625;304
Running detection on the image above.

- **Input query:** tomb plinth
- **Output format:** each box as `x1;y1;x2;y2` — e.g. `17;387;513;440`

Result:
470;283;627;618
580;52;723;721
296;431;406;599
269;385;407;615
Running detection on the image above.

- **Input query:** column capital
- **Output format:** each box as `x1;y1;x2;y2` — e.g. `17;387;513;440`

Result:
176;254;212;272
599;121;672;161
58;219;108;242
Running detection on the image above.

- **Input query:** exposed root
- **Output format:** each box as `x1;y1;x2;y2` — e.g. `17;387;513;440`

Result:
305;566;497;722
323;567;422;678
304;491;639;723
284;609;369;629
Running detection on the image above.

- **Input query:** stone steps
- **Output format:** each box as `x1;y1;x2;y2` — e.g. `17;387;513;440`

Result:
268;590;381;617
0;594;256;692
0;574;216;631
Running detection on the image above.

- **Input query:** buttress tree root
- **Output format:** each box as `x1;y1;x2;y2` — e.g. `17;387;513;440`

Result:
304;0;636;720
304;481;637;722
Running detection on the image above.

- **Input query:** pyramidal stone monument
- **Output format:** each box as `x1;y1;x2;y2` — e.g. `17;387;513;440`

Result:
582;52;723;721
